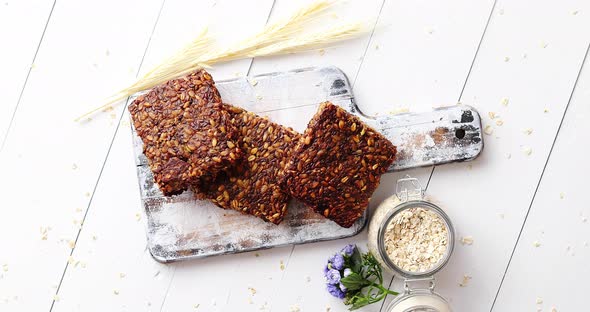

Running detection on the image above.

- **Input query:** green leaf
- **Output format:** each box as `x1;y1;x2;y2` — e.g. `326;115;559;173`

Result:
350;247;362;273
340;272;369;291
348;296;370;311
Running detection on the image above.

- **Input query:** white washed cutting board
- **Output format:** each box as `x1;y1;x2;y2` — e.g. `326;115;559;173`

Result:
131;66;483;262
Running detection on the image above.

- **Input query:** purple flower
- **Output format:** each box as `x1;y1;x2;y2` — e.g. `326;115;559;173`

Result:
326;283;346;299
340;244;356;257
339;282;347;292
323;263;330;276
325;269;341;285
343;268;352;277
329;253;345;270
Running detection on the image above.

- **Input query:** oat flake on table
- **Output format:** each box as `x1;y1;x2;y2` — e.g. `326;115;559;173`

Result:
383;207;448;272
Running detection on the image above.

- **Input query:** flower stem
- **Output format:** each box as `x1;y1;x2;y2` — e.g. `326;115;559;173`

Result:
369;281;398;296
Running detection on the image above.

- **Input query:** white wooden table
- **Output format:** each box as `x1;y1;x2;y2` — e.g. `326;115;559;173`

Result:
1;0;589;311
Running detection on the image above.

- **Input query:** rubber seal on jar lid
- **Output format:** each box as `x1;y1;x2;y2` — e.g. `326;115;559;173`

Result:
385;290;451;312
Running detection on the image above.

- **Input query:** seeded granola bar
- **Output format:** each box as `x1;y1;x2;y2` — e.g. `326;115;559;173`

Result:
129;70;241;196
194;105;301;224
282;102;397;228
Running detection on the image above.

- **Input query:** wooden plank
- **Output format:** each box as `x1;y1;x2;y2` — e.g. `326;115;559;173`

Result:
51;1;276;311
424;0;590;310
212;0;497;311
492;45;590;311
0;0;164;311
0;0;54;145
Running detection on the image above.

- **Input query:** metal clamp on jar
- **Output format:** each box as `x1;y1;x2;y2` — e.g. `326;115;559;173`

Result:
368;175;455;312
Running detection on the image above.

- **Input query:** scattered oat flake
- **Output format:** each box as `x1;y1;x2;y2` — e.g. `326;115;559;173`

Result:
460;236;474;245
523;128;533;135
248;78;258;87
551;307;557;312
92;234;98;241
560;192;565;199
113;289;119;295
388;108;410;115
484;125;494;135
459;275;472;287
72;163;78;170
375;44;379;50
504;56;510;62
467;164;473;170
319;49;325;56
119;272;126;278
68;256;75;264
2;264;7;272
255;253;260;257
256;94;263;101
247;297;254;304
68;240;76;249
194;303;200;309
536;297;543;304
53;295;60;302
541;41;549;48
522;146;532;156
501;98;509;106
40;226;50;240
248;287;257;295
259;301;269;310
499;8;504;15
572;10;579;15
289;304;301;312
280;260;285;270
506;153;512;159
135;212;141;221
326;306;331;312
533;241;541;247
488;112;497;119
85;192;90;197
495;120;504;126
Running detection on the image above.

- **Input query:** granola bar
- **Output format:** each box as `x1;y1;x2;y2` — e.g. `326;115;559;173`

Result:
282;102;397;227
195;105;301;224
129;70;241;196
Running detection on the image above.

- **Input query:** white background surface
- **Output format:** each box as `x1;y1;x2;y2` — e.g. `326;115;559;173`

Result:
0;0;589;311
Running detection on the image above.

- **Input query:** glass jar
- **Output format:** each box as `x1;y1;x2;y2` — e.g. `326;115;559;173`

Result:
367;175;455;312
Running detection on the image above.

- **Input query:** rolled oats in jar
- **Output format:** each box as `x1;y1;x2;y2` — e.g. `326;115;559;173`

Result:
368;175;455;312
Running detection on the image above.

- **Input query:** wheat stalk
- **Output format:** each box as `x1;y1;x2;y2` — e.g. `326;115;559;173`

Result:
76;0;368;122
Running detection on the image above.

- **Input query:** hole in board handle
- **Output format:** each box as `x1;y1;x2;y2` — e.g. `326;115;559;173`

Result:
455;128;466;139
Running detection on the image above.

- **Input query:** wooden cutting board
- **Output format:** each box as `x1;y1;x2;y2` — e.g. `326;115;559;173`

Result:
131;66;483;262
